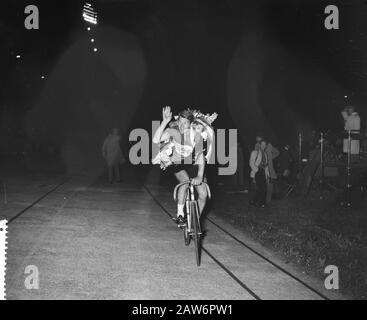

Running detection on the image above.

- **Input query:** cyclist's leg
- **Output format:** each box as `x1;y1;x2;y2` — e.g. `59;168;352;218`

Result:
173;169;189;225
174;169;190;207
195;183;208;215
191;165;207;215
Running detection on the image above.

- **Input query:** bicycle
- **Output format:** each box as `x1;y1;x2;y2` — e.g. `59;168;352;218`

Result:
173;179;211;266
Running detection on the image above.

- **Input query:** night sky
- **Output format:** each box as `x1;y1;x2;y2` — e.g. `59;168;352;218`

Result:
1;0;367;169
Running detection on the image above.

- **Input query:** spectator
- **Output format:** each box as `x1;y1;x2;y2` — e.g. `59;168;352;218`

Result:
249;140;269;208
255;133;265;149
265;141;280;203
102;128;125;184
277;144;294;184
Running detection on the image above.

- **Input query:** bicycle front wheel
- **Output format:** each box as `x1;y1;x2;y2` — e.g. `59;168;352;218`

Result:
191;201;201;266
183;220;190;246
183;201;191;246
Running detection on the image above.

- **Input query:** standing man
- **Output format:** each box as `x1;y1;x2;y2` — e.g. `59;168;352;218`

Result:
102;128;125;183
255;133;264;148
278;144;294;184
341;106;361;162
249;140;269;208
265;140;280;203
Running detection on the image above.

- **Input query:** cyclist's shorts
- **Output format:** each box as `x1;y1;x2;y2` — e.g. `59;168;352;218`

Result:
168;164;200;178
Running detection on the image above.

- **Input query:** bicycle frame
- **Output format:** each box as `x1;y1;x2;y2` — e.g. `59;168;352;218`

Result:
174;180;211;229
173;180;211;203
173;179;211;266
185;184;198;234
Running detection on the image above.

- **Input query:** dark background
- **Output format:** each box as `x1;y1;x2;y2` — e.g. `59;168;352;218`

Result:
1;0;366;172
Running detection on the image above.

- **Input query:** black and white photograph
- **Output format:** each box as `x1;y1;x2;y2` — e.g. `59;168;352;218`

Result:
1;0;367;305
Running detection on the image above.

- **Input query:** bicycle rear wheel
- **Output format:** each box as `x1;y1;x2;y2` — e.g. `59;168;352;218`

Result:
191;201;201;266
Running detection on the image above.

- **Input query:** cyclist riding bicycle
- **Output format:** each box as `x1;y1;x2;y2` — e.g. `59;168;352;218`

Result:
152;106;217;226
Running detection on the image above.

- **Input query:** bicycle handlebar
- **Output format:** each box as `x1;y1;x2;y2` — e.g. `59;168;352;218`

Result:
173;180;211;202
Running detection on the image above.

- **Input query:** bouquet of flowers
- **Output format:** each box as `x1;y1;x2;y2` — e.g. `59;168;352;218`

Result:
151;138;175;170
173;109;218;127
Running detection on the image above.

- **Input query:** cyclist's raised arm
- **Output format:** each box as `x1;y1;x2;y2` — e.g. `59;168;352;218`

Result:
152;106;172;144
153;127;171;144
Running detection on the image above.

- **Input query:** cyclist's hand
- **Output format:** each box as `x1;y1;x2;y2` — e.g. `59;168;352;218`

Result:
192;176;203;186
162;106;172;122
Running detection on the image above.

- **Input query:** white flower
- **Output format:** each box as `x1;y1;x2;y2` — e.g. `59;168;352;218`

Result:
165;143;174;156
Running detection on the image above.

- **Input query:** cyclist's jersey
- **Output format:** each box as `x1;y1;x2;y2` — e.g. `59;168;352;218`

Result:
166;128;204;165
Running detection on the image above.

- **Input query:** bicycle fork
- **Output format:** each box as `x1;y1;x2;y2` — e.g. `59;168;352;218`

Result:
186;184;202;235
